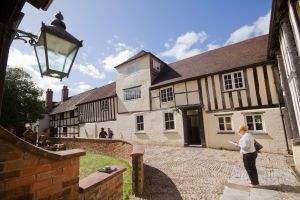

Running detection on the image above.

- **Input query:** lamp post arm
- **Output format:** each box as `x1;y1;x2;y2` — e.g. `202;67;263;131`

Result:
14;29;38;46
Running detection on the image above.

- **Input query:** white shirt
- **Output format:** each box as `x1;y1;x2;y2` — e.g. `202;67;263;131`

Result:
238;132;256;154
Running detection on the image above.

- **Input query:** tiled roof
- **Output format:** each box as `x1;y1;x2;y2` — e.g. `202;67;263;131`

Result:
50;88;97;114
50;82;116;115
152;34;270;87
78;82;116;105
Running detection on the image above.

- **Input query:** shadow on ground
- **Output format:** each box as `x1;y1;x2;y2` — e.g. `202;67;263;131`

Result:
136;164;183;200
259;184;300;193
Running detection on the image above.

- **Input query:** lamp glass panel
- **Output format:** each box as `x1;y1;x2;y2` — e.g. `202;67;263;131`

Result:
35;34;47;73
45;32;77;73
63;47;77;73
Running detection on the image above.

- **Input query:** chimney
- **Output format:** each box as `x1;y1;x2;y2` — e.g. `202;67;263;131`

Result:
61;86;69;102
45;89;53;108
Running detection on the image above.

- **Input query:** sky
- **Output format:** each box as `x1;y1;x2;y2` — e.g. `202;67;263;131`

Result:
8;0;272;101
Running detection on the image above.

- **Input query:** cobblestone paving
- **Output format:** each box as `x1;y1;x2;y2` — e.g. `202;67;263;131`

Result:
130;146;300;200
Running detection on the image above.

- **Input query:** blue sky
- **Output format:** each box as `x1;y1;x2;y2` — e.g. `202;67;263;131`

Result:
8;0;272;101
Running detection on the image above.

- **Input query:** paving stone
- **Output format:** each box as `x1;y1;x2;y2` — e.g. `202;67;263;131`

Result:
130;145;300;200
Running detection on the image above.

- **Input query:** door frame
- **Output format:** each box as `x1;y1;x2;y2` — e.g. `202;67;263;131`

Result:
181;106;206;147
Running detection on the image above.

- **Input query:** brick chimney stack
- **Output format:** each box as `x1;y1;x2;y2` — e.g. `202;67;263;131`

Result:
45;89;53;108
61;86;69;102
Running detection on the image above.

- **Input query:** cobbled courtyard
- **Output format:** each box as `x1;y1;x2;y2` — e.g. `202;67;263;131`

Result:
130;146;300;200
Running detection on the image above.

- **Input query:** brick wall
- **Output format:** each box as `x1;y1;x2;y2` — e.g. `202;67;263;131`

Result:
0;126;85;200
79;166;126;200
52;137;145;195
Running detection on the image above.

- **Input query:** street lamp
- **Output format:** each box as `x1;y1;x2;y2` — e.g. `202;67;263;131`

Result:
15;11;83;79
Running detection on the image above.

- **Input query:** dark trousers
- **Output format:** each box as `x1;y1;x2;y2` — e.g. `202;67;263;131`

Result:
243;152;259;185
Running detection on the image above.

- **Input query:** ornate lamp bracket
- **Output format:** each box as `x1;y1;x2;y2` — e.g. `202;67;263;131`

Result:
14;29;38;46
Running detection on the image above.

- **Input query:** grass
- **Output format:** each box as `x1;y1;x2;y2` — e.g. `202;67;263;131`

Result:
80;152;132;200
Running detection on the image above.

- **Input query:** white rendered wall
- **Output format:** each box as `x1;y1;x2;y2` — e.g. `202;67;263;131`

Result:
79;121;117;138
116;109;184;146
204;108;287;154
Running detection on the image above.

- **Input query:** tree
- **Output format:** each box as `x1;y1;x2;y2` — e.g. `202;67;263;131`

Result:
0;68;44;130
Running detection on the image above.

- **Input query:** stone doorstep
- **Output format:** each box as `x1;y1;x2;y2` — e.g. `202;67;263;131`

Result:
220;177;300;200
79;165;126;193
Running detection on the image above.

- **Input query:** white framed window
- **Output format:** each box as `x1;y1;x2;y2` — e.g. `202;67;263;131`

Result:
245;114;264;131
164;112;175;130
101;100;109;111
136;115;144;131
124;86;141;101
222;71;244;91
218;116;232;131
161;87;174;102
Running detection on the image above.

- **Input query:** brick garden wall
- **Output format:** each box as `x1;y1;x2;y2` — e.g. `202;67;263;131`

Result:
52;137;145;195
0;126;85;200
79;166;126;200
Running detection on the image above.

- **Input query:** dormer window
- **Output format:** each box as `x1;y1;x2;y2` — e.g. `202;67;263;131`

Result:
153;62;161;72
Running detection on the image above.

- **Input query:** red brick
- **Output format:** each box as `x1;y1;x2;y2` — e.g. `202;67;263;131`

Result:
22;164;51;176
0;170;20;181
33;178;52;190
4;175;35;189
0;151;22;162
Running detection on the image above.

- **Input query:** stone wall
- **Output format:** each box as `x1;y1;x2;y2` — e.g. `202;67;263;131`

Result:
79;166;126;200
0;126;85;200
52;137;145;195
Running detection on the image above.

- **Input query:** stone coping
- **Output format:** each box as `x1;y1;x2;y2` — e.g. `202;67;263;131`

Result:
79;165;126;192
0;126;86;160
54;137;145;156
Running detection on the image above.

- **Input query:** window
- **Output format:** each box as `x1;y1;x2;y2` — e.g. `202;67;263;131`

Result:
246;114;263;131
222;71;244;91
70;110;74;118
60;113;64;120
218;116;232;131
101;100;109;111
136;115;144;131
161;87;174;102
164;112;175;130
124;86;141;100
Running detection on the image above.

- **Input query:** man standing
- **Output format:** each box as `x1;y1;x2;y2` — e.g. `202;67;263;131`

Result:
99;127;107;138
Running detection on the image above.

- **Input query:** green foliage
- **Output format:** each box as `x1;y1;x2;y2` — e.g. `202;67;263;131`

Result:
0;68;44;129
80;152;132;199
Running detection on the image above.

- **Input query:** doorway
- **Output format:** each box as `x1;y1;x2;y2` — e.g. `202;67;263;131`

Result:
182;108;206;147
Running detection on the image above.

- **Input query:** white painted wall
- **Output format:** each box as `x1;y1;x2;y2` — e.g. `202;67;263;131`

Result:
79;121;117;138
116;55;151;113
116;109;184;146
204;108;287;153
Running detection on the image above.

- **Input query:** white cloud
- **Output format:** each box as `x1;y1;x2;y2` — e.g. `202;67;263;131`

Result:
107;80;114;84
100;43;139;72
74;64;105;79
225;10;270;45
160;31;207;60
207;43;221;51
74;82;92;93
7;48;64;100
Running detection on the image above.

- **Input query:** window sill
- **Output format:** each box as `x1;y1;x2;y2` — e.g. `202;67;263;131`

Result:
163;130;177;134
217;131;235;134
222;88;246;93
135;131;146;134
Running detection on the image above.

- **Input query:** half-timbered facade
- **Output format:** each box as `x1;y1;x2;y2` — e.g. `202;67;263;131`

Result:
45;34;289;154
268;0;300;173
76;82;117;138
